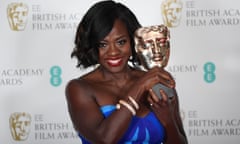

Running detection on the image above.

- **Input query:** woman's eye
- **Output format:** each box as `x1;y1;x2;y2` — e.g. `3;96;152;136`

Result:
117;39;127;46
98;42;107;48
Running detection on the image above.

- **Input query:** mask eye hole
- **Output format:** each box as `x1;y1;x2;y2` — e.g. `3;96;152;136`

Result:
144;42;151;49
143;40;154;49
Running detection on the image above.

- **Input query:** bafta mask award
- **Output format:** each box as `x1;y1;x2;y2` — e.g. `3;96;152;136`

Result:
134;24;174;99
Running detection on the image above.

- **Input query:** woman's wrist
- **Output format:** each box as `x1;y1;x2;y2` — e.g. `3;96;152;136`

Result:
116;96;140;116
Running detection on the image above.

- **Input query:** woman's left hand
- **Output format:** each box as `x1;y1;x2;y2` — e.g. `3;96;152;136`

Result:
147;88;177;127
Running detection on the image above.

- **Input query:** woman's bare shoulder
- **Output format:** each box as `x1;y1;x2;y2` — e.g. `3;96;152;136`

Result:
65;69;100;98
66;69;97;90
65;77;92;100
66;77;86;88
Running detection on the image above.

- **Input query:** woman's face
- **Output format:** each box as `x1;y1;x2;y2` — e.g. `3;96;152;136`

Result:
98;19;132;73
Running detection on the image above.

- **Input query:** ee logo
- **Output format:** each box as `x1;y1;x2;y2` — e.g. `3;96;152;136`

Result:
50;66;62;87
203;62;216;83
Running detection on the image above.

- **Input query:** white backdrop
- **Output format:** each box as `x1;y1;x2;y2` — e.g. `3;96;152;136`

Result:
1;0;240;143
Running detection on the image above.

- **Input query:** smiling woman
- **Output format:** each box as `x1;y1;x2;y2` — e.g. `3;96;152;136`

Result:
65;0;188;144
97;19;132;72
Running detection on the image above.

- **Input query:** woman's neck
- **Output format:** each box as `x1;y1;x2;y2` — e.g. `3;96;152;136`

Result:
98;65;133;88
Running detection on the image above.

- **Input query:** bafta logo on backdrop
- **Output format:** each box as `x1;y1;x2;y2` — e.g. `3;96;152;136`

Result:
9;112;31;141
161;0;183;27
7;2;29;31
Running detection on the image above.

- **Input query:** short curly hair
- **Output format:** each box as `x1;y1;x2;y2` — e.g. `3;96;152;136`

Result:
71;0;141;68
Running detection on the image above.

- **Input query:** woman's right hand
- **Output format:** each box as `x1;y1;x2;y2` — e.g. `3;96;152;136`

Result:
143;66;175;90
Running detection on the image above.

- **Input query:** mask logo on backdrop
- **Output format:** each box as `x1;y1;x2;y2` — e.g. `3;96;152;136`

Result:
203;62;216;83
50;66;62;87
6;2;81;31
7;2;29;31
9;112;78;141
9;112;31;141
161;0;183;27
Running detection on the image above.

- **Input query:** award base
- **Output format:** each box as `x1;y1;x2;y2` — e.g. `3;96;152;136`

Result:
152;83;175;100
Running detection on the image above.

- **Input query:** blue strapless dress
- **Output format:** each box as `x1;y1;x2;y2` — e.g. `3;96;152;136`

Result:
79;105;165;144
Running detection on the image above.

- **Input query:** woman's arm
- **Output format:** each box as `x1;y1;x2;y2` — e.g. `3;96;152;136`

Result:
65;79;134;144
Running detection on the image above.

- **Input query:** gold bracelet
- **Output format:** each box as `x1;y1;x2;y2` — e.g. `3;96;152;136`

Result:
118;100;136;116
128;96;139;110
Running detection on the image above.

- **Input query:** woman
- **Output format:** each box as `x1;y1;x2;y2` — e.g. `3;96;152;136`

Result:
65;1;188;143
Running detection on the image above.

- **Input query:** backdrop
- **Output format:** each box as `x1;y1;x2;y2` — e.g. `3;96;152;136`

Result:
1;0;240;143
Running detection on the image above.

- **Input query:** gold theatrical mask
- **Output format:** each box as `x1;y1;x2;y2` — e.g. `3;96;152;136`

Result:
134;25;174;99
9;112;31;141
7;3;29;31
134;25;170;70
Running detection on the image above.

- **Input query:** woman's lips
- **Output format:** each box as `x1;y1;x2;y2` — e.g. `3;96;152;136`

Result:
106;58;123;67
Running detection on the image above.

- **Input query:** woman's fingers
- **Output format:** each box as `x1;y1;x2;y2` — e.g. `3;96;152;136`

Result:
149;67;175;88
148;88;159;102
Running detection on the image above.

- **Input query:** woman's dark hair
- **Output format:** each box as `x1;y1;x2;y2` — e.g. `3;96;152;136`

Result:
71;0;141;68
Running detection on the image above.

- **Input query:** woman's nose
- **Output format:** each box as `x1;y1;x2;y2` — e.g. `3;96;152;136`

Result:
107;43;119;56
